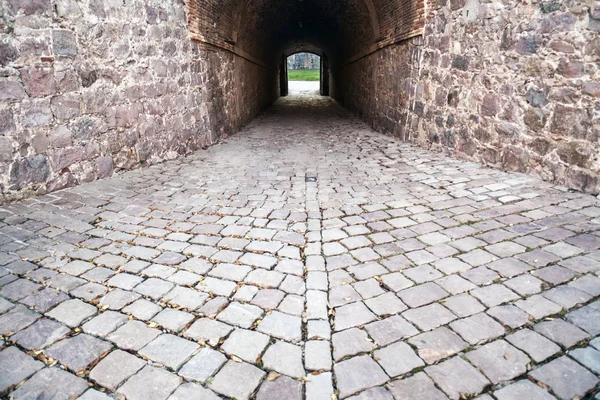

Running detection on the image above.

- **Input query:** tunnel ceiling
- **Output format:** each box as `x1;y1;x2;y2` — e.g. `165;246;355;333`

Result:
187;0;426;68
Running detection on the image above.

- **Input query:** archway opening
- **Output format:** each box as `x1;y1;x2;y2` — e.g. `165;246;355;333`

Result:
286;52;324;96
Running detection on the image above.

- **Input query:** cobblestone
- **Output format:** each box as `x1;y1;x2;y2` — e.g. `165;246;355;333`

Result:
1;96;599;399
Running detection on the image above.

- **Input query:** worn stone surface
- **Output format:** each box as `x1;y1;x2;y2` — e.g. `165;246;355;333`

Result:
0;347;44;393
0;95;599;400
89;349;145;391
118;365;181;400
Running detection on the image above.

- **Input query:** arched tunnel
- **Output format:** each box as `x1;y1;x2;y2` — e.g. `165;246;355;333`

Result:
185;0;429;142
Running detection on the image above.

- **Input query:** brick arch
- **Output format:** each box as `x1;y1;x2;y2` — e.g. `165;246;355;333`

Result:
230;0;381;45
186;0;426;68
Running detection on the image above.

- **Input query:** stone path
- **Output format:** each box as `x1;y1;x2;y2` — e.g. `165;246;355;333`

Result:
289;81;321;96
0;95;599;400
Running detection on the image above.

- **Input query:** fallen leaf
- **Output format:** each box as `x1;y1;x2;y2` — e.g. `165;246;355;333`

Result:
267;372;281;381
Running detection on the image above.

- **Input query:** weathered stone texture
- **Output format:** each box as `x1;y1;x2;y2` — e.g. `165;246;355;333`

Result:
0;0;277;202
334;0;600;194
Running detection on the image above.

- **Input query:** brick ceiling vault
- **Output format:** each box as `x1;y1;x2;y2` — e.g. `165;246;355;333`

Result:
186;0;427;69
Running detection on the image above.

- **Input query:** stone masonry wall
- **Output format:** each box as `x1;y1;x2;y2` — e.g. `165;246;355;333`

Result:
335;0;600;194
0;0;275;203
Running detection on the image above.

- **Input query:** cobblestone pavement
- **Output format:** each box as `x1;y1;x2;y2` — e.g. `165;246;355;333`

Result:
1;95;599;400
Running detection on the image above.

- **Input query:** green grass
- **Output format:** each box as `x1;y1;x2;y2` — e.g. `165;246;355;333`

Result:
288;70;320;81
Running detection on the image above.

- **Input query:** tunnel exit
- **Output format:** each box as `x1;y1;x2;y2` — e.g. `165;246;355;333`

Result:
280;52;330;97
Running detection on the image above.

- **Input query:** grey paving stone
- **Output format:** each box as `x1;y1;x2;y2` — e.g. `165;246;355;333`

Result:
107;320;161;351
107;273;144;290
365;292;407;316
217;301;263;329
532;265;575;285
443;293;485;317
570;347;600;374
20;287;69;313
505;329;561;363
279;274;306;295
12;318;70;350
529;356;599;400
244;269;285;288
349;262;388;281
466;340;530;384
118;365;181;400
10;367;88;400
461;266;500;285
79;389;115;400
408;327;468;364
209;360;265;400
89;349;145;390
198;296;229;316
486;305;530;329
308;319;332;340
542;285;592;309
329;285;362;307
48;274;86;292
306;371;334;399
135;278;174;299
262;340;305;378
275;258;304;276
184;317;233;346
0;346;44;393
256;374;303;400
374;340;424;377
566;305;600;335
504;274;544;296
425;357;489;400
98;288;141;310
278;294;305;316
0;303;40;334
435;274;477;294
515;295;562;320
233;284;259;302
397;282;448;308
82;311;128;337
257;310;302;342
46;333;112;372
387;372;449;400
364;315;418;346
305;340;332;371
403;303;456;331
151;308;194;332
332;328;375;361
139;334;199;370
179;347;227;383
209;263;251;281
45;298;97;327
533;319;589;348
0;279;42;300
122;299;162;320
70;282;107;300
251;288;285;309
494;380;555;400
471;284;520;307
348;386;394;400
168;382;220;400
569;274;600;296
221;328;270;363
353;278;385;299
334;355;389;399
450;313;506;345
334;301;377;331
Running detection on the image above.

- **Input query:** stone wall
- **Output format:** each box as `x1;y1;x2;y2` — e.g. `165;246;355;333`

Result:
0;0;275;203
335;0;600;194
